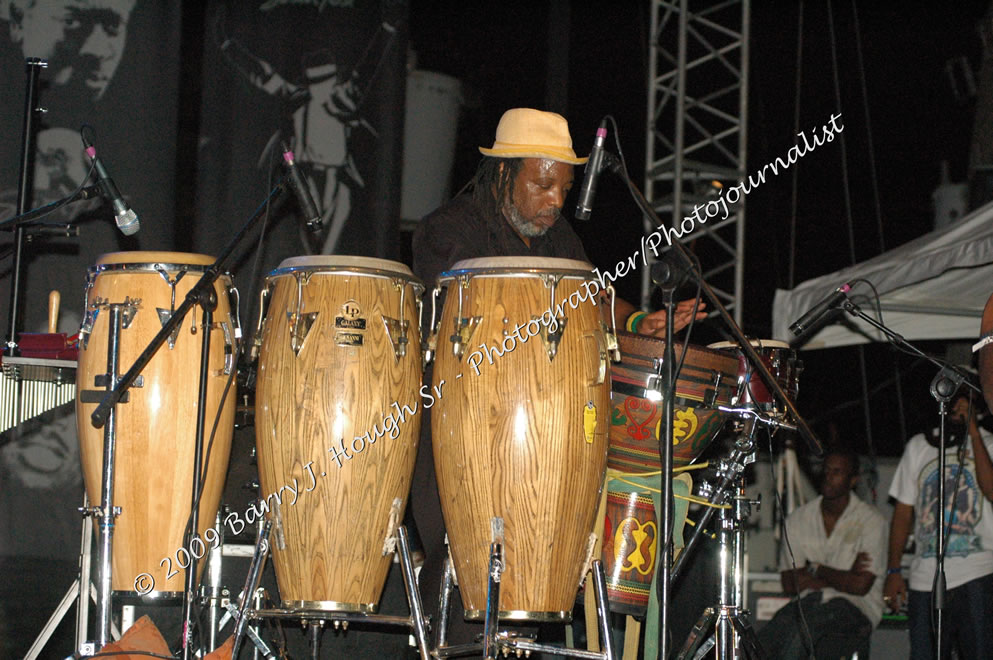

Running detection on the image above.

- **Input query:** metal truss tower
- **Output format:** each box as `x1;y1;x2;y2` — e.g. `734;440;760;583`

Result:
643;0;750;323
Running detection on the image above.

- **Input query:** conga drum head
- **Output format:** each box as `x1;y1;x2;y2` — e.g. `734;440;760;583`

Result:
273;254;417;278
444;256;595;275
93;251;217;268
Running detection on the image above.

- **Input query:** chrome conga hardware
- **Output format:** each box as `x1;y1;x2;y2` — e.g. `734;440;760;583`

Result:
448;277;481;361
249;285;270;363
605;285;620;362
423;286;440;367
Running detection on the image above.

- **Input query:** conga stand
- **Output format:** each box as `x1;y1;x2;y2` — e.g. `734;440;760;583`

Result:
76;301;136;647
88;180;298;654
672;414;773;660
432;520;617;660
238;526;433;659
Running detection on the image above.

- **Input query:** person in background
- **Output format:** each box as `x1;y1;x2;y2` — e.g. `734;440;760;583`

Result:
885;392;993;660
758;449;886;659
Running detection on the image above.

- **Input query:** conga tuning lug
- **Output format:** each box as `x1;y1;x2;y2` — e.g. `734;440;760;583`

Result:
250;286;271;362
216;321;235;376
382;316;410;360
603;324;621;363
286;311;319;356
537;316;567;362
450;316;481;360
80;307;99;350
157;308;183;349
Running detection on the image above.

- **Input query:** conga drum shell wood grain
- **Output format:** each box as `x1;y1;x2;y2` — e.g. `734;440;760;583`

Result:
432;257;611;621
255;256;423;611
76;252;236;595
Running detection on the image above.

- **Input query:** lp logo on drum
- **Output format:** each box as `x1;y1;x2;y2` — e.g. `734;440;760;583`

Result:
335;300;366;330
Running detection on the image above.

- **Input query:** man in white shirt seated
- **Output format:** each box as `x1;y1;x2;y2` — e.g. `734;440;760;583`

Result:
757;449;887;659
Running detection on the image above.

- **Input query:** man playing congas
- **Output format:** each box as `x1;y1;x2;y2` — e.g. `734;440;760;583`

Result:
410;107;705;647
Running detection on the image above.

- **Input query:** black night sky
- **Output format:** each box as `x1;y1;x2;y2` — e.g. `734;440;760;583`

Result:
409;1;993;459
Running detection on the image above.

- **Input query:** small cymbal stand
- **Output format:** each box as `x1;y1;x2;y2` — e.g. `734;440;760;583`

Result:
674;410;794;660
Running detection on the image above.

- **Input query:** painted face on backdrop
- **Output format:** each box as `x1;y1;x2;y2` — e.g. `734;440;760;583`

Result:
820;453;857;501
504;158;574;239
9;0;136;101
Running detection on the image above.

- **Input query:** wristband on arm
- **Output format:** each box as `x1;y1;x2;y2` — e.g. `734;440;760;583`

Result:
626;311;648;333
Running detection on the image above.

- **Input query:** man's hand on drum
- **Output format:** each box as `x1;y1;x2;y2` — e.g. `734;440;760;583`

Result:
639;300;708;336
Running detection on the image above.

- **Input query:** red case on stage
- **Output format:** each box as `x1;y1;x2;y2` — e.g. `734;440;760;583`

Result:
15;332;79;360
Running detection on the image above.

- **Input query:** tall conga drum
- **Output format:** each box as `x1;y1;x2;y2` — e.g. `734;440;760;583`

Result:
431;257;611;621
76;252;237;596
255;256;423;611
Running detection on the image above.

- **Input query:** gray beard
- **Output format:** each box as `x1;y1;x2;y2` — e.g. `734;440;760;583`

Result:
505;204;553;238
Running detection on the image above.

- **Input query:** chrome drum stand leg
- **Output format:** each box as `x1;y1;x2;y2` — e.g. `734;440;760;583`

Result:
75;301;136;648
676;422;766;660
230;523;432;659
434;516;617;660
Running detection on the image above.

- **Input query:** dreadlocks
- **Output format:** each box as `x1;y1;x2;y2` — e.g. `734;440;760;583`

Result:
469;157;524;220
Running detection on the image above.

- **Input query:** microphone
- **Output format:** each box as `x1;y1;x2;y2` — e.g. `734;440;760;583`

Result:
82;138;139;236
788;282;852;336
282;146;322;232
575;119;608;221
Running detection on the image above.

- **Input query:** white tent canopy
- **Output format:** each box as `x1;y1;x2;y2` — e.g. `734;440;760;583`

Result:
772;201;993;349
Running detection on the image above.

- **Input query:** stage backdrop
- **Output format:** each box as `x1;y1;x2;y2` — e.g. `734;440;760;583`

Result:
192;0;409;307
0;0;183;562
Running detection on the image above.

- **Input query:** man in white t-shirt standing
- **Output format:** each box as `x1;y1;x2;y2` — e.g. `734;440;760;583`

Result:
885;393;993;660
758;450;887;659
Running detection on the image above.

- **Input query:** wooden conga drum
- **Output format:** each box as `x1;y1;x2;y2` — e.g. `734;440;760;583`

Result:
432;257;611;621
76;252;236;595
255;256;423;611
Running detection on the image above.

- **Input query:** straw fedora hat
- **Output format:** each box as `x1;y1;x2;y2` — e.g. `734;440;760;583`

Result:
479;108;588;165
